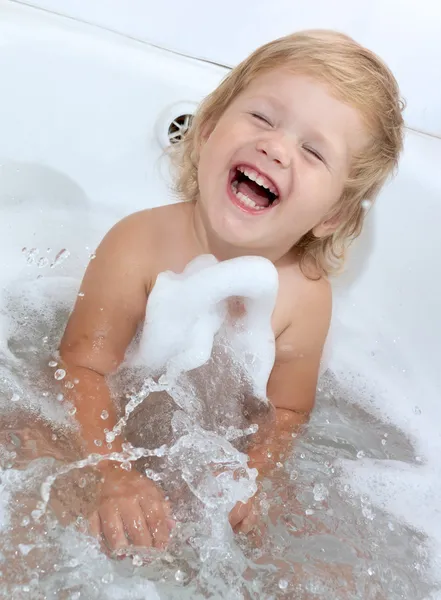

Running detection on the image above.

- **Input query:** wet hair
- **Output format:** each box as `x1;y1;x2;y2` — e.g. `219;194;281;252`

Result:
170;30;405;276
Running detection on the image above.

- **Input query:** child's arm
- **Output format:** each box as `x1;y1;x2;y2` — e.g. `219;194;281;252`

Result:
230;277;331;532
59;213;173;551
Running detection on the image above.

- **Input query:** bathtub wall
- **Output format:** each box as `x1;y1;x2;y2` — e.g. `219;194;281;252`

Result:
12;0;441;136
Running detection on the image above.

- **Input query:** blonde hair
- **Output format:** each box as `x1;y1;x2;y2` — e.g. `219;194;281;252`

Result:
170;30;405;276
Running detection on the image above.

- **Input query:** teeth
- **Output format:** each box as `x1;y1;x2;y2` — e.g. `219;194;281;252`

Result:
231;183;265;210
237;166;277;195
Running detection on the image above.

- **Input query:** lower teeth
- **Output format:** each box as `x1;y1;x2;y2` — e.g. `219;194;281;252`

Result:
231;183;265;210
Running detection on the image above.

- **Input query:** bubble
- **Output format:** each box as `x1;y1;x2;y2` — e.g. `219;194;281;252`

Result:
106;432;116;443
101;573;114;584
132;554;143;567
48;360;58;368
78;292;85;297
145;469;162;482
120;461;132;472
11;393;20;402
56;393;64;402
289;470;298;481
94;439;103;447
278;578;288;590
54;369;66;381
65;381;74;389
68;407;77;416
175;569;186;583
100;410;109;420
381;439;387;446
21;516;30;527
357;450;365;459
414;406;422;415
313;483;329;502
89;252;97;260
78;478;87;488
305;508;314;515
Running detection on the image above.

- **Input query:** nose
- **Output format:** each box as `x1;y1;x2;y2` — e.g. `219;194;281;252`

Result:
256;134;290;168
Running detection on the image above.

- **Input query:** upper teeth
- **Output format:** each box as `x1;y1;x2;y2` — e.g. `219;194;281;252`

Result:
237;166;277;195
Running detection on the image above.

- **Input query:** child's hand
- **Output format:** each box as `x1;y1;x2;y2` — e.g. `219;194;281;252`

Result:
229;495;260;534
88;464;174;552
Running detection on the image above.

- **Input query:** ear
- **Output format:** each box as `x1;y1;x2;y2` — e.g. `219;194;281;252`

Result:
312;214;341;238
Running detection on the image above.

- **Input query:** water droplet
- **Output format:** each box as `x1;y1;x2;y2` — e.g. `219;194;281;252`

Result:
100;410;109;420
37;257;49;268
175;569;186;583
11;393;20;402
50;248;70;268
145;469;162;482
132;554;142;567
313;483;328;502
278;578;288;590
54;369;66;381
362;505;375;520
361;199;372;210
48;360;58;368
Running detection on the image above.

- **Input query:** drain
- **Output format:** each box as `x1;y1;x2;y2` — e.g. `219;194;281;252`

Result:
168;114;193;144
156;101;197;150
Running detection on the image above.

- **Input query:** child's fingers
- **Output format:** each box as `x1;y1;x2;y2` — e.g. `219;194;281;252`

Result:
140;498;171;550
99;503;129;551
88;511;101;537
119;502;153;548
229;500;250;529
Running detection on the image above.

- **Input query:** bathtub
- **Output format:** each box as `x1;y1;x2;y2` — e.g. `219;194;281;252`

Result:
1;2;441;598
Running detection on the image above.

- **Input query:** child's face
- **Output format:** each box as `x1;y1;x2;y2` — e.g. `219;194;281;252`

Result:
196;70;369;259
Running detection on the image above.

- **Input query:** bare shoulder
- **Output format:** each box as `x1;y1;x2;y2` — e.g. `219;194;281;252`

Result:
274;258;332;358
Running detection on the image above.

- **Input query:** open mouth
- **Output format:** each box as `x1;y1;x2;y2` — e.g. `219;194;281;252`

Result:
229;165;280;212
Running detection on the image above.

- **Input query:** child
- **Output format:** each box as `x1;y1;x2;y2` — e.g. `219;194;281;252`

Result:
59;30;404;553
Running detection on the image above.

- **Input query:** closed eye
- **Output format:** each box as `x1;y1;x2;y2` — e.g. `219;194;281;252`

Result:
250;112;273;127
303;145;325;163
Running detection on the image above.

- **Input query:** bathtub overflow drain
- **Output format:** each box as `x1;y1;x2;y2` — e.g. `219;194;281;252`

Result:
168;114;193;144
